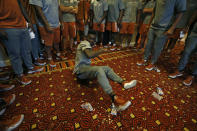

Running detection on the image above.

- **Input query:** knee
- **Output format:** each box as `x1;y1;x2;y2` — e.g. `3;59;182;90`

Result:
96;67;105;76
103;66;113;72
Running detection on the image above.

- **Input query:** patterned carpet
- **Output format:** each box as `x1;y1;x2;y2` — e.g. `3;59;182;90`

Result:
1;45;197;131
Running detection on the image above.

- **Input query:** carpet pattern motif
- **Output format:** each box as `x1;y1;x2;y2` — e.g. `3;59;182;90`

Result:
2;49;197;131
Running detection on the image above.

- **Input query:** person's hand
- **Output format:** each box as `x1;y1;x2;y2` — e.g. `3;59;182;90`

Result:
45;25;53;33
98;21;102;27
0;30;8;40
145;25;150;31
164;28;174;36
183;26;189;33
117;20;122;29
28;23;36;33
71;8;78;14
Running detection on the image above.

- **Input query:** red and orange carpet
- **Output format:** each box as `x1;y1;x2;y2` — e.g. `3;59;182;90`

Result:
1;45;197;130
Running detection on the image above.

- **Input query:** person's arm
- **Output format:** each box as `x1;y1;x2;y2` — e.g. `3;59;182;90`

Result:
71;6;78;14
98;11;107;26
17;0;31;23
165;0;186;35
59;5;74;12
117;9;124;28
185;10;197;30
17;0;35;32
164;12;183;35
136;9;142;28
84;48;106;59
143;8;154;13
33;5;53;33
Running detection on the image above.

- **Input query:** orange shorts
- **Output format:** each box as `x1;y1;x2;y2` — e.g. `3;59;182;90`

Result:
93;23;105;32
119;22;135;34
39;26;60;46
77;20;85;31
62;22;76;40
106;22;118;32
139;24;148;35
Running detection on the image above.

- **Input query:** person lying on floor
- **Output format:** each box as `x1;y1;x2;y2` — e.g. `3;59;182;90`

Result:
73;30;137;111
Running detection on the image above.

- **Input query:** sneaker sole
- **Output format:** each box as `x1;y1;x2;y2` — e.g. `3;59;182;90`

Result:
124;80;137;89
136;63;144;66
168;73;183;79
117;101;131;111
0;75;10;81
8;94;16;105
19;80;32;85
28;67;44;74
7;114;24;131
0;85;15;92
183;81;192;86
34;62;46;66
146;67;154;71
50;64;56;67
0;108;6;115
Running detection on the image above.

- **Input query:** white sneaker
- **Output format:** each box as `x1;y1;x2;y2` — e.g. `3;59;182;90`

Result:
124;80;137;89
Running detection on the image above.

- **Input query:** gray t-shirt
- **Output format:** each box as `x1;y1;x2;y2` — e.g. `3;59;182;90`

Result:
29;0;60;28
74;40;92;73
90;0;108;24
107;0;125;22
142;0;155;24
122;0;142;23
60;0;78;22
151;0;186;29
176;0;197;28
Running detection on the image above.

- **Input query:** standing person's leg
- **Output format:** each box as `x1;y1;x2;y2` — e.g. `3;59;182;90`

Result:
0;42;10;67
20;28;34;69
137;28;155;66
144;28;155;61
119;22;127;48
145;29;167;71
78;20;85;40
1;28;31;85
183;59;197;86
39;27;56;67
20;28;44;74
178;33;197;71
1;29;23;76
62;22;70;52
192;60;197;76
112;22;118;46
169;33;197;79
151;29;167;64
106;22;113;46
127;23;135;48
31;24;40;61
31;24;46;66
53;27;61;59
69;22;77;51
